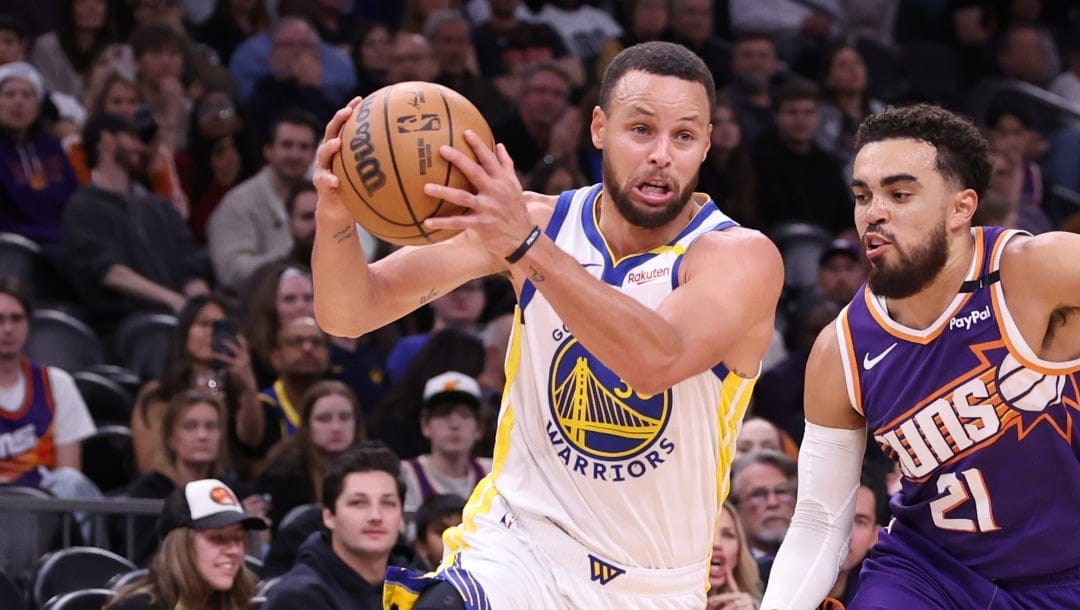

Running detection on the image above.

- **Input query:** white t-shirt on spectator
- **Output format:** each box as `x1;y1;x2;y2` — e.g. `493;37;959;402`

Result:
0;366;96;446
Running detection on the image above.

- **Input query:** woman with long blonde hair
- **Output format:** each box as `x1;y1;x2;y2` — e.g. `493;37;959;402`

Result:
106;479;266;610
708;502;763;609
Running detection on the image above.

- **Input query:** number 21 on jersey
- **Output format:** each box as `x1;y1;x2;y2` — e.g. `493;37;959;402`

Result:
929;468;1000;533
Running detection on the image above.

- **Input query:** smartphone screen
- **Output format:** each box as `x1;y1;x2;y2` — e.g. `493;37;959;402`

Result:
211;318;238;369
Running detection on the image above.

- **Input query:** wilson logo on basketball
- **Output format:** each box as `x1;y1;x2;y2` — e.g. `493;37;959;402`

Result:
209;486;237;506
348;97;387;196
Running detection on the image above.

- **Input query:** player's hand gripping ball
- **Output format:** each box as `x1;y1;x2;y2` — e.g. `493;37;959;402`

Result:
332;81;495;246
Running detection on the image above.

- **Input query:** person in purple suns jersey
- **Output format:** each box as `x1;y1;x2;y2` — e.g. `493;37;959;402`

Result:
760;104;1080;610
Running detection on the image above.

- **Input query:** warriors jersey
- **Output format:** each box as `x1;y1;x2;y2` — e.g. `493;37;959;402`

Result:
0;360;58;486
450;184;759;571
837;226;1080;580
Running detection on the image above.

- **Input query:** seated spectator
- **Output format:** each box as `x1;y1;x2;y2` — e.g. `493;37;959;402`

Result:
128;0;234;101
596;0;669;81
129;23;194;154
28;0;119;99
401;372;492;516
349;20;391;96
531;0;623;78
386;278;486;385
707;502;763;609
472;0;584;102
735;417;783;460
256;381;364;532
721;33;782;145
984;103;1046;211
730;450;798;575
664;0;730;88
121;390;268;566
131;295;262;478
412;493;466;571
194;0;272;66
70;72;189;216
0;62;79;251
207;110;318;294
105;478;266;610
793;237;866;317
264;442;424;610
698;95;757;225
0;277;98;496
425;10;509;128
228;16;356;107
827;471;888;605
369;329;487;460
384;31;439;85
240;263;314;388
752;80;852;234
61;113;209;332
176;90;254;244
814;43;885;171
253;316;332;458
0;13;28;65
243;18;339;136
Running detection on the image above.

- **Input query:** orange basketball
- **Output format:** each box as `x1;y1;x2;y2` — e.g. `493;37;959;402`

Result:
332;81;494;246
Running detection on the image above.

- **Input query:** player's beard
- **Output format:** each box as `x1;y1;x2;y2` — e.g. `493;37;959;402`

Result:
602;158;696;229
866;222;949;299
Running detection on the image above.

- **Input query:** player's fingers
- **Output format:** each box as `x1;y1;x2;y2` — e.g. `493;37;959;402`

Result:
323;97;361;142
464;130;499;174
423;214;475;231
495;143;519;182
437;143;489;188
315;137;342;171
312;167;340;191
424;183;476;208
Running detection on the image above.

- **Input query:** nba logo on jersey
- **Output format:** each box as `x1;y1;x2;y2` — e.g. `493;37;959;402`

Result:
588;555;625;585
544;337;676;481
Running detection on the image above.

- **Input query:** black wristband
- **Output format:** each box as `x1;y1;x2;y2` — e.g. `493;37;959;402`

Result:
504;225;542;263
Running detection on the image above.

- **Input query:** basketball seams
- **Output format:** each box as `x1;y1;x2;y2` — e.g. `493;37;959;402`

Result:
383;85;433;242
336;109;420;231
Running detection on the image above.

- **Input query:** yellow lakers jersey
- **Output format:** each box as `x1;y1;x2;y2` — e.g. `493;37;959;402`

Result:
472;184;758;569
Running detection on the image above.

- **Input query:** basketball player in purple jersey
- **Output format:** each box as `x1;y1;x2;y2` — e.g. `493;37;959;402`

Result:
760;104;1080;609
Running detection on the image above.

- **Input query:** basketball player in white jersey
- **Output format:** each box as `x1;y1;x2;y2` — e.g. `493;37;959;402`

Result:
312;42;783;610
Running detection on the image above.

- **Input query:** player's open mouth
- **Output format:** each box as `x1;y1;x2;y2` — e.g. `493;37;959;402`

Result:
864;234;890;258
633;179;673;204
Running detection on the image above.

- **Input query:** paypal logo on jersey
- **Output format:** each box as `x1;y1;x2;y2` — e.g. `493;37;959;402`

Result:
545;337;675;481
949;305;991;331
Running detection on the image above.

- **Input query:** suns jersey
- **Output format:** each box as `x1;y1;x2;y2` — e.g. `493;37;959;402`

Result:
0;360;58;486
837;226;1080;580
471;184;757;570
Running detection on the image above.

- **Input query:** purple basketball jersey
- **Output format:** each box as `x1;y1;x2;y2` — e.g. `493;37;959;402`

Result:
837;226;1080;580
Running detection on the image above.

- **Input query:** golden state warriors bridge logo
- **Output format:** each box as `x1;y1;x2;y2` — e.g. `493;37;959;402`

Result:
546;338;675;481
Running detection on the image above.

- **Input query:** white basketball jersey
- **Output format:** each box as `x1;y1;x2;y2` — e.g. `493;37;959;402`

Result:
457;184;758;571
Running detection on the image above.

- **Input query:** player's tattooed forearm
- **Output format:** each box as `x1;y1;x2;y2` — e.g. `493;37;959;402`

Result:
333;224;354;244
529;266;545;283
419;288;438;304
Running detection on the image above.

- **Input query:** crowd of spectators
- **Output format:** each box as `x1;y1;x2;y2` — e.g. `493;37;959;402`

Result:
1;0;1078;607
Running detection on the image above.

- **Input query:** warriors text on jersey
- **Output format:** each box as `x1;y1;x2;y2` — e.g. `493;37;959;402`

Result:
837;226;1080;580
446;184;759;571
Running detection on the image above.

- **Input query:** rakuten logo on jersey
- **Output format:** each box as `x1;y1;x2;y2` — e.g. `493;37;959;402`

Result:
949;305;991;331
626;267;670;286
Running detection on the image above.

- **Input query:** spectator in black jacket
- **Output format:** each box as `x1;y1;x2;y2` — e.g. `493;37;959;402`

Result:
264;442;424;610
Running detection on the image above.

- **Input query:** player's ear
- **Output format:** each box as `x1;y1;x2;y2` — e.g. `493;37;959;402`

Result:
590;106;605;150
952;188;978;229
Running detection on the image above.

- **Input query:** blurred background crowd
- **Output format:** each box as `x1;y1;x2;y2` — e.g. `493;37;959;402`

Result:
0;0;1077;608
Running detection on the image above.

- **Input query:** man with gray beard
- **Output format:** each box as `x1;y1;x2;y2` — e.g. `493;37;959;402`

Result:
731;450;798;582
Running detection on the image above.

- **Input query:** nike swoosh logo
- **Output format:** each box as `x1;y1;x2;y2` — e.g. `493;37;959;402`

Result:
862;342;898;370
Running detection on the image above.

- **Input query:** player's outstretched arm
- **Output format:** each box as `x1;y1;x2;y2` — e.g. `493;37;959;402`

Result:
311;100;504;338
760;326;867;610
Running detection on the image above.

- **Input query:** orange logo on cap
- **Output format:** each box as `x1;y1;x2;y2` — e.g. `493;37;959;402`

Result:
209;486;237;506
442;381;459;391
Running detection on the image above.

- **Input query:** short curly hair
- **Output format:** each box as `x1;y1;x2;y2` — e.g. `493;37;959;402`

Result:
854;104;991;199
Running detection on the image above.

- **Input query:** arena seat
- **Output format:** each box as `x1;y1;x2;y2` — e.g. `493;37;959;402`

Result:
79;426;136;495
29;547;135;610
73;372;134;426
25;310;105;373
110;313;177;381
39;588;114;610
